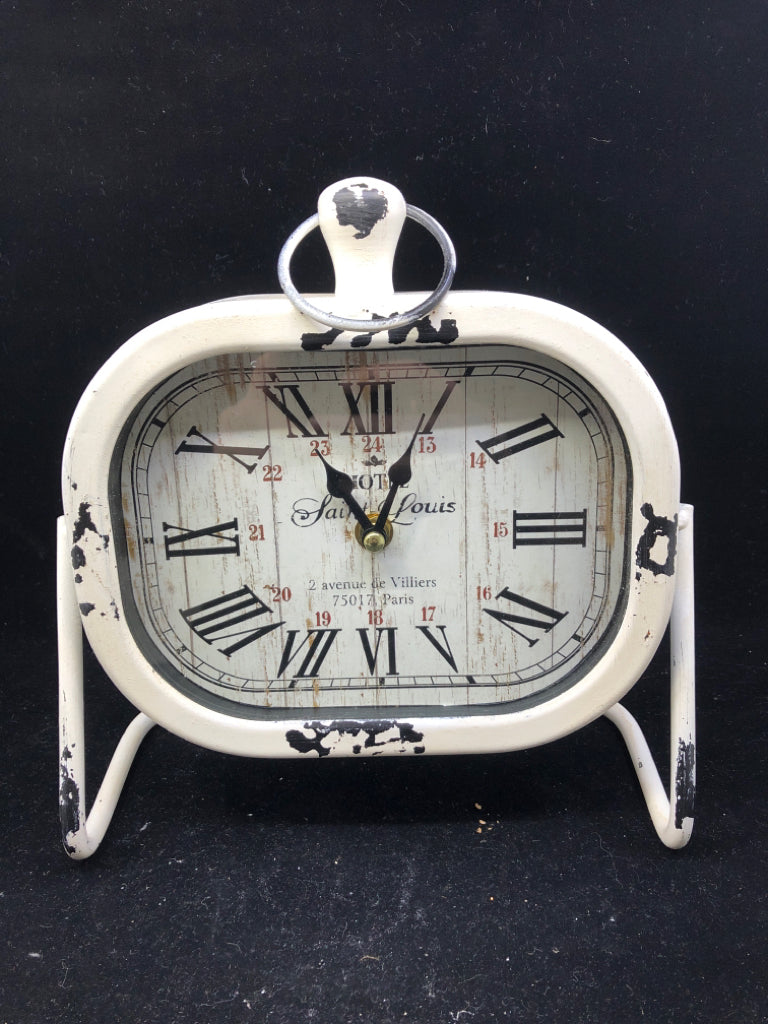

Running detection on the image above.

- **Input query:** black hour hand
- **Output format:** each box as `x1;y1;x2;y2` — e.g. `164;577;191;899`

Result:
314;451;373;533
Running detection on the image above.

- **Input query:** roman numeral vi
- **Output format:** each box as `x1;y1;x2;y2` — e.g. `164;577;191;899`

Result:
357;627;398;675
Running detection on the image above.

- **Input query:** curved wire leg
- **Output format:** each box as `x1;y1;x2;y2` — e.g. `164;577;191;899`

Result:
57;505;695;854
604;504;695;849
57;516;156;859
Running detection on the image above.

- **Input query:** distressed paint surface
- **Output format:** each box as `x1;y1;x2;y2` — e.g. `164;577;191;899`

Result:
332;183;389;239
674;738;696;828
68;500;114;623
59;745;80;854
285;720;425;757
301;313;459;352
635;502;678;578
113;343;631;717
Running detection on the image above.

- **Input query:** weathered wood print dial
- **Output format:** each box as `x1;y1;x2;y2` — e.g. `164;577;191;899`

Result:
114;343;630;715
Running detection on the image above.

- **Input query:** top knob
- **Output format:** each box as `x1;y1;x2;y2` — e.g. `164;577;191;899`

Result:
318;177;406;310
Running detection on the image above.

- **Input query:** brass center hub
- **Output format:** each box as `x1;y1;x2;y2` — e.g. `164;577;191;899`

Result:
355;512;394;552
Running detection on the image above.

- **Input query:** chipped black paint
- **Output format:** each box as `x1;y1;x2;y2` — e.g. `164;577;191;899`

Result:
79;602;96;616
387;316;459;346
301;326;343;351
674;739;696;828
74;573;83;584
72;500;110;551
301;315;459;350
286;720;425;757
333;184;388;239
59;746;80;852
71;545;86;570
635;503;678;578
72;501;98;543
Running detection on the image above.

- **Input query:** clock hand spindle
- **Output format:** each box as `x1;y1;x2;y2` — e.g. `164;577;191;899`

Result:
374;413;426;532
314;450;376;535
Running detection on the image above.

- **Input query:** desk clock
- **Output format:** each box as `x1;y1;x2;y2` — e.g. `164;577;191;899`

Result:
58;177;695;857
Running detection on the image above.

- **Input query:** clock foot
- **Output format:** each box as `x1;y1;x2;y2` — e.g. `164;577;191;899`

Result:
604;504;695;849
57;516;156;860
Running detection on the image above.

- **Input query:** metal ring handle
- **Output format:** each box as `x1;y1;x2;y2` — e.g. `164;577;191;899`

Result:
277;204;456;333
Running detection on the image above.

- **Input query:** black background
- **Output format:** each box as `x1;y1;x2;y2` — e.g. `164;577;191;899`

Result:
2;2;766;1022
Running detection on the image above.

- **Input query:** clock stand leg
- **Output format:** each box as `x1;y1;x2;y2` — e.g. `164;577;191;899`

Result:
57;516;156;860
603;504;695;849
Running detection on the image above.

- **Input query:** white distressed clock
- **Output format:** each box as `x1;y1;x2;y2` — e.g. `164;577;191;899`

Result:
58;177;695;858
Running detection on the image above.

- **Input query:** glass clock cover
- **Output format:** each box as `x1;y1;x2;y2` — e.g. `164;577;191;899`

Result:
116;344;630;719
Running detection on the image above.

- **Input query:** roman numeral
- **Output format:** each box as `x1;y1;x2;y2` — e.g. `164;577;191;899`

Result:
420;380;461;434
415;625;457;671
483;588;566;647
163;519;240;559
340;382;394;435
277;629;341;680
476;414;563;463
357;627;398;675
261;384;328;438
175;426;270;473
513;510;587;547
180;586;282;656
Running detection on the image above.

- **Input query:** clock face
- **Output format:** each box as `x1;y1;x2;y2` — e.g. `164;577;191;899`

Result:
112;343;631;718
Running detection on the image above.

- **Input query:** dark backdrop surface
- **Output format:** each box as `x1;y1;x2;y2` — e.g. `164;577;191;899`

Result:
2;3;766;1022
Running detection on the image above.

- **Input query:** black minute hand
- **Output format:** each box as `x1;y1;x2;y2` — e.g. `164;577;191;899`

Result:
314;450;373;533
375;414;426;532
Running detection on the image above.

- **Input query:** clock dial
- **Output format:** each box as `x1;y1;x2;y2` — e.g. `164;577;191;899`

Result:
113;344;631;716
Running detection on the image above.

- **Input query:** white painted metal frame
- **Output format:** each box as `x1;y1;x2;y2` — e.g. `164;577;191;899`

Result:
58;501;694;857
58;514;155;858
58;177;695;856
604;504;695;849
58;296;695;858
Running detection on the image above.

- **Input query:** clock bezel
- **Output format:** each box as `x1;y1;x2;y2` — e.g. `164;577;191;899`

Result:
63;290;680;759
